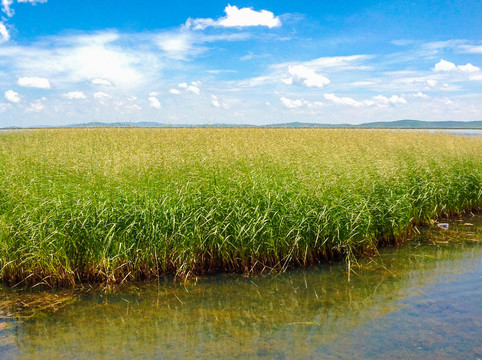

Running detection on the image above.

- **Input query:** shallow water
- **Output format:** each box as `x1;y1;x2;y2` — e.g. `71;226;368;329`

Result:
1;215;481;359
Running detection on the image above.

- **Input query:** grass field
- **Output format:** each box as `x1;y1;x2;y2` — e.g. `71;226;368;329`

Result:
0;128;480;287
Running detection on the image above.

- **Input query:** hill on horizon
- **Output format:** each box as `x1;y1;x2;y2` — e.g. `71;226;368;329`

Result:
2;119;482;129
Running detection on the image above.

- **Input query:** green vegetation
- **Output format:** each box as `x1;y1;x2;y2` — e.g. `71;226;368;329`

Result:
0;128;480;287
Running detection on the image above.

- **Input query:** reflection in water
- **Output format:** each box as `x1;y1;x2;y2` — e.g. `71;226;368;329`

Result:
0;214;481;359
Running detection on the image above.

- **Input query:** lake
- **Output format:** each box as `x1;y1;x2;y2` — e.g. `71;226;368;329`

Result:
0;213;480;359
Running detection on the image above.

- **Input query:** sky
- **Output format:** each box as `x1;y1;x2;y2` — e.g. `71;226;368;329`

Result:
0;0;481;127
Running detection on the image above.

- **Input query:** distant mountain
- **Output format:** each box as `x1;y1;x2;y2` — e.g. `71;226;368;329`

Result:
268;120;482;128
2;119;482;129
356;120;482;129
265;122;351;127
68;121;168;127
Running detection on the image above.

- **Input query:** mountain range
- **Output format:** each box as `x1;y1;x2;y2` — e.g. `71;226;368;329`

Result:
2;120;482;129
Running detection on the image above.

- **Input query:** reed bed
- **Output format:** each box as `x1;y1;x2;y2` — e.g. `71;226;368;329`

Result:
0;128;480;286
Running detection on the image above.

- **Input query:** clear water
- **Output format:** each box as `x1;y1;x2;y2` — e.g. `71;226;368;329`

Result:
1;215;481;359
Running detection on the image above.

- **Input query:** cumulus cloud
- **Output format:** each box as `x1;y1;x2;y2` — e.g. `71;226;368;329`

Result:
169;88;181;95
283;65;330;88
4;89;20;103
280;96;323;109
369;95;407;106
25;101;44;113
63;91;86;100
17;76;51;89
324;93;407;107
457;63;480;72
186;85;200;95
280;96;309;109
211;95;228;109
148;96;161;109
186;5;281;30
411;91;429;98
178;82;188;88
433;59;457;71
0;22;10;42
324;93;363;107
91;78;114;86
434;59;480;72
93;91;111;99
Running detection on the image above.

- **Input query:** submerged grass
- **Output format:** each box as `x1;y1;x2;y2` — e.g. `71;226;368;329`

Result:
0;128;480;287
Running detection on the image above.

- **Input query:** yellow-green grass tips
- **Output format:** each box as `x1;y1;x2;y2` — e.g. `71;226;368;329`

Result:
0;128;480;287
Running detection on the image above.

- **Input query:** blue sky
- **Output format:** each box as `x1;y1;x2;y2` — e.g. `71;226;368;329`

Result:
0;0;481;126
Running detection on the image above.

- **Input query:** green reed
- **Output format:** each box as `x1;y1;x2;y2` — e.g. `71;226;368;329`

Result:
0;128;480;286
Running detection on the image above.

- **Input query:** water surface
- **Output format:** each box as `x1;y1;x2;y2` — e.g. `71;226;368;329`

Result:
1;215;481;359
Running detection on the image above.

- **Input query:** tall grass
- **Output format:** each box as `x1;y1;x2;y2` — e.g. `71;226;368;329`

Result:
0;128;480;286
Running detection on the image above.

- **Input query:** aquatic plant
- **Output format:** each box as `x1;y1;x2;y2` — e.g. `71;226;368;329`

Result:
0;128;480;286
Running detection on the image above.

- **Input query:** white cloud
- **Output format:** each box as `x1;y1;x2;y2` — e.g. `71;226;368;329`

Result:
154;32;205;60
93;91;111;99
4;89;20;103
458;45;482;54
324;93;363;107
370;95;407;106
91;78;114;86
2;0;47;17
17;0;47;4
211;95;228;109
186;85;200;95
350;81;376;87
17;76;51;89
280;96;323;109
169;88;181;94
155;31;250;61
0;22;10;42
178;82;188;88
25;101;44;113
323;93;407;108
211;95;220;108
434;59;480;72
6;32;149;89
124;104;142;111
273;55;374;73
284;65;330;88
186;5;281;30
56;37;144;87
457;63;480;72
426;79;438;87
434;59;457;71
0;102;11;113
63;91;86;100
411;91;429;98
148;96;161;109
280;96;309;109
1;0;13;17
